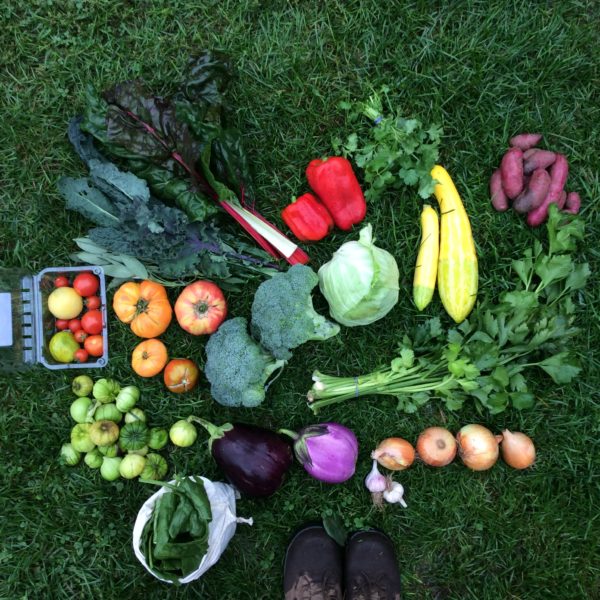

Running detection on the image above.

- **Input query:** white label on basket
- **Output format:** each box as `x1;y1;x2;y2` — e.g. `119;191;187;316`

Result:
0;293;13;347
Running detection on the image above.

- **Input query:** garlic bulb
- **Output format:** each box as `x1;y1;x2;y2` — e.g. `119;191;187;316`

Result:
383;481;407;508
364;459;388;507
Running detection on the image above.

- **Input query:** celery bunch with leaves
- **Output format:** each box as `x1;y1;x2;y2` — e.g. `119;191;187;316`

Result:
308;206;588;415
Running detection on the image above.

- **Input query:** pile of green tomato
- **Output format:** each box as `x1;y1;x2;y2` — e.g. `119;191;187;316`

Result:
60;375;169;481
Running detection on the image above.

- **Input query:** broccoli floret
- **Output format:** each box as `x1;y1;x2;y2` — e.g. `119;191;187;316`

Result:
204;317;286;407
250;264;340;360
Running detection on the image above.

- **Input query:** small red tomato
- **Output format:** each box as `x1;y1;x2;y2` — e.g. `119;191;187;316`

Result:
74;330;88;343
85;295;101;310
174;281;227;336
54;276;69;288
163;358;200;393
73;273;99;297
81;310;103;335
74;348;89;363
68;318;82;332
55;319;69;331
84;334;103;357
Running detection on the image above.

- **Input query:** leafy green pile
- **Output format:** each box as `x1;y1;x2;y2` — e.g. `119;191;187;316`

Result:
58;51;281;288
59;150;276;288
141;477;212;583
333;86;442;201
309;206;589;414
79;51;252;220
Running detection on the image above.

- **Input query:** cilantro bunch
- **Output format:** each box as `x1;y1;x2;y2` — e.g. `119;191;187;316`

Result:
308;206;589;415
332;86;443;201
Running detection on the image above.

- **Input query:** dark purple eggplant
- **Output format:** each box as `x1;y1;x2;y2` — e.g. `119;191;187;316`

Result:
192;418;293;497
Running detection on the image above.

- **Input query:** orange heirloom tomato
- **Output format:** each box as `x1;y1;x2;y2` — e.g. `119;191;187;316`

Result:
174;281;227;336
113;280;172;338
131;338;168;378
163;359;200;393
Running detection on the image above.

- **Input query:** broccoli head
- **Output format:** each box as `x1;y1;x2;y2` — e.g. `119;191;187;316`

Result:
204;317;286;407
250;264;340;360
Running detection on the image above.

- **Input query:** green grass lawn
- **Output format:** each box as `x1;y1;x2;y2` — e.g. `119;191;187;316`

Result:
1;1;599;598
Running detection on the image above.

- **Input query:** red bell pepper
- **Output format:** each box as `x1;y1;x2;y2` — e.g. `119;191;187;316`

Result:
306;157;367;230
281;193;334;242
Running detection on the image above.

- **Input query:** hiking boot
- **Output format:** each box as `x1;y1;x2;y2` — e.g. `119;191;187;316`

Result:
345;529;402;600
283;523;343;600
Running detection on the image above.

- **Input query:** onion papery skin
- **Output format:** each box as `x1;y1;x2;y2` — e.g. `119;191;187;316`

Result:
372;437;415;471
500;430;536;469
456;424;499;471
416;427;457;467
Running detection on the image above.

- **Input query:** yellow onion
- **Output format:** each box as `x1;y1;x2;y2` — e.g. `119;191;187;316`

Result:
416;427;457;467
456;424;500;471
371;437;415;471
500;430;536;469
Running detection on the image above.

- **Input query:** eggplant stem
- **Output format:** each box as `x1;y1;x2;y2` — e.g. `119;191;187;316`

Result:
277;428;298;441
187;416;233;449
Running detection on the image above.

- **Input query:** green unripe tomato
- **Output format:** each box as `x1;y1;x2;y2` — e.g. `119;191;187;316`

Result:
98;444;119;458
60;443;81;466
92;378;121;403
169;420;197;447
119;422;149;452
148;427;168;450
70;397;93;423
100;456;122;481
84;449;103;469
141;453;168;480
94;403;122;423
125;408;146;423
72;375;93;397
115;386;140;412
71;423;96;453
119;454;146;479
128;445;149;457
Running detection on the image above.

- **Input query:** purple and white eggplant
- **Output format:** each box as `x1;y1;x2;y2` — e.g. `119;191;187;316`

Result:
280;422;358;484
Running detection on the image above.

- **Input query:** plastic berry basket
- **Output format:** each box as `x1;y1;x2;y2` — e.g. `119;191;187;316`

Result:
0;265;108;371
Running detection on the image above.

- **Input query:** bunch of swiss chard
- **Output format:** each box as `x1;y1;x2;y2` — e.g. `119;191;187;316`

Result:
79;51;251;222
141;476;212;582
59;130;277;289
332;86;443;201
59;50;307;288
76;50;307;264
308;206;589;414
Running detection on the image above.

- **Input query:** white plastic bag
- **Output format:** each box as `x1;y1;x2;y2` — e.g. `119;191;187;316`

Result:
132;476;253;584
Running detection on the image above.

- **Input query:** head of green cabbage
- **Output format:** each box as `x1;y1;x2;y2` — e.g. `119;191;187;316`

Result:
318;224;399;327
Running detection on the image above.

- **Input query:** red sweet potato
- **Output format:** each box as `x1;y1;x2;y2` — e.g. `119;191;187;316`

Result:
513;168;551;214
509;133;543;151
523;148;539;160
490;169;509;211
523;150;556;175
564;191;581;214
526;154;569;227
500;147;524;199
